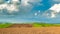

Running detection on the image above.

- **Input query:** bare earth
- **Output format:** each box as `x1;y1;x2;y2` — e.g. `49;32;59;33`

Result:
0;27;60;34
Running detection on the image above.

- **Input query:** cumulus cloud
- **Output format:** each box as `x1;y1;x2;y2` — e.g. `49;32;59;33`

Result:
0;0;21;14
50;4;60;12
21;0;42;6
20;0;43;13
44;4;60;18
21;0;30;6
0;0;60;17
6;4;19;13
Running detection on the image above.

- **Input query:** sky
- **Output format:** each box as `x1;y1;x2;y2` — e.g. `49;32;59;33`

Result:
0;0;60;23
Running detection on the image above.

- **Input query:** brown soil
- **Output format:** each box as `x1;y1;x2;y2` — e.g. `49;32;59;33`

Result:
9;24;32;28
0;24;60;34
0;27;60;34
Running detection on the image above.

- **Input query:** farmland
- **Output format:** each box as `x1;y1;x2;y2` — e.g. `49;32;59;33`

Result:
0;22;60;34
0;22;60;28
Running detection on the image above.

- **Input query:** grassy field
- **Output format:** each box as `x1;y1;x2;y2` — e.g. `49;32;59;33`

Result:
0;23;12;28
0;22;60;28
33;23;60;27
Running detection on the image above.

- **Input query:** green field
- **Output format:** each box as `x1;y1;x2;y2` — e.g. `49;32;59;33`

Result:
0;23;12;28
33;23;60;27
0;22;60;28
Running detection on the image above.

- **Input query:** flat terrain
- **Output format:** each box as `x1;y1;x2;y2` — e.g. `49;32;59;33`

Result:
0;24;60;34
0;27;60;34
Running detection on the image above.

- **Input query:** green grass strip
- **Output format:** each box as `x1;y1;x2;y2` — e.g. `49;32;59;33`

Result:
0;23;12;28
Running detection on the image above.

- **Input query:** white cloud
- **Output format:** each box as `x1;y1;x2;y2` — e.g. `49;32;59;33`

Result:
0;0;20;13
21;0;30;6
11;0;20;4
50;12;56;18
12;0;19;2
0;4;7;9
50;4;60;13
45;4;60;18
34;13;38;16
6;4;19;13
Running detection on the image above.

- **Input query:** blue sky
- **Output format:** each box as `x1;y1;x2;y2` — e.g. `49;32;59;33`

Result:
0;0;60;23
